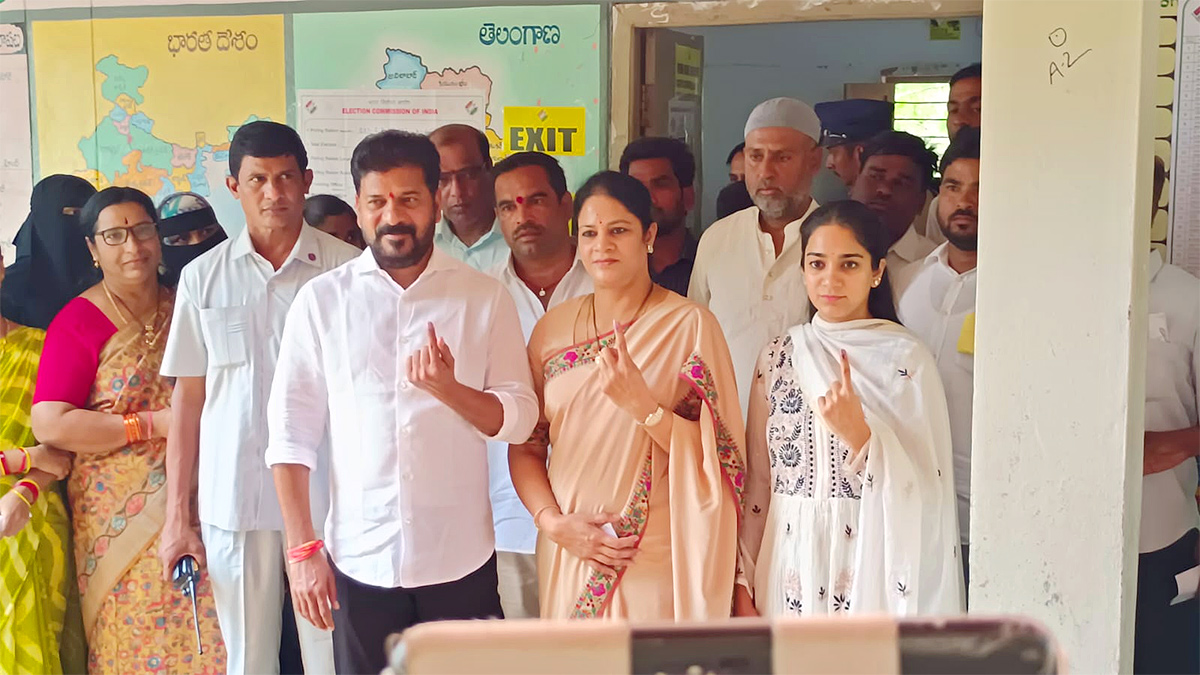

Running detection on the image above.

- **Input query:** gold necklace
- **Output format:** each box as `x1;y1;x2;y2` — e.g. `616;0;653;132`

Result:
103;282;159;347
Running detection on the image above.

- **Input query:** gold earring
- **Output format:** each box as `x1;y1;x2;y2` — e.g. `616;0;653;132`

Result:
872;278;880;287
647;244;654;254
93;259;99;268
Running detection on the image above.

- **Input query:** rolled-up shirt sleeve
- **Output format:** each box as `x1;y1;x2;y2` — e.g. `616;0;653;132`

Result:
265;284;328;470
482;286;538;444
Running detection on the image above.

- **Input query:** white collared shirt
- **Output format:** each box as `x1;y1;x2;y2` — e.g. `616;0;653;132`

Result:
434;217;510;272
265;248;539;588
1140;250;1200;554
887;224;938;289
896;242;977;544
690;202;820;416
485;252;593;554
161;225;359;532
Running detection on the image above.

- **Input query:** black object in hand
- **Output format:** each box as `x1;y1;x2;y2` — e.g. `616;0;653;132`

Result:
171;555;204;655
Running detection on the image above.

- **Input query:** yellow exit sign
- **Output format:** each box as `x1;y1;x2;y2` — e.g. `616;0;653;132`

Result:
503;106;586;156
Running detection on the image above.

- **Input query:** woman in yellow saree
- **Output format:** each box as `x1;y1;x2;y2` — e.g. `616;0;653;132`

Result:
0;175;98;675
31;187;225;673
511;172;753;620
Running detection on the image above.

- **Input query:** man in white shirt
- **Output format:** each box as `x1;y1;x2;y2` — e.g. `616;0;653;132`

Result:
849;130;939;285
1133;161;1199;674
689;97;824;415
267;130;538;675
896;126;980;589
924;63;982;246
158;121;357;675
485;151;593;619
431;124;510;270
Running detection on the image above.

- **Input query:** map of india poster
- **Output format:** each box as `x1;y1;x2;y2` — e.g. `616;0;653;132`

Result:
32;15;286;234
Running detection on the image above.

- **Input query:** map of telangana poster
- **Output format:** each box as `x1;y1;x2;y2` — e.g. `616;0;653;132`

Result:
31;15;286;233
292;5;603;193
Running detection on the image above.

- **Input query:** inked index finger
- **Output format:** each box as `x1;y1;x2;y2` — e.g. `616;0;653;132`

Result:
426;322;439;347
840;349;854;391
612;320;630;356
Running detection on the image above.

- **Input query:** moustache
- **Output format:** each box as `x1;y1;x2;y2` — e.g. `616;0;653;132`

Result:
949;209;978;221
513;223;544;239
376;223;418;238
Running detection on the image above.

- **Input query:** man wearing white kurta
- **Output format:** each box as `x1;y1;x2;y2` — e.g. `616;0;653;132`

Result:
159;122;357;675
896;127;981;588
485;151;593;618
690;97;824;416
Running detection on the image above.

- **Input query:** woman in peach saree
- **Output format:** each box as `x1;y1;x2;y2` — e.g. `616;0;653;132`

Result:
510;172;753;620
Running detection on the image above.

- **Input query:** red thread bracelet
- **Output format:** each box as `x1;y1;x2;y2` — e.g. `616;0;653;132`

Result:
287;540;325;564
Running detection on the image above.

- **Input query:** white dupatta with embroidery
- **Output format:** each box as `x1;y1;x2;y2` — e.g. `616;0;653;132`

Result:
747;314;963;616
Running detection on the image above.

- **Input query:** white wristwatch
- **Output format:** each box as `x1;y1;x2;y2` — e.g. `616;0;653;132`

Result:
640;405;664;427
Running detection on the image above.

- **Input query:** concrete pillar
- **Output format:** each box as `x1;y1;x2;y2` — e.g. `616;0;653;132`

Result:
972;1;1156;672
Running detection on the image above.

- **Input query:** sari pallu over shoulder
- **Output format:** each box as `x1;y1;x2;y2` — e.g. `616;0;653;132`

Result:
537;294;747;620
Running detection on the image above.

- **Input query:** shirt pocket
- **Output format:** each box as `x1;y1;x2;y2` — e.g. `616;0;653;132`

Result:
199;305;251;368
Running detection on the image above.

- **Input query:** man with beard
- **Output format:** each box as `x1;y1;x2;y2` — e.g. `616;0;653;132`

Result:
896;126;980;590
485;151;592;619
159;121;356;675
849;130;939;285
619;136;697;296
430;124;510;271
266;130;538;675
925;63;982;245
689;97;823;415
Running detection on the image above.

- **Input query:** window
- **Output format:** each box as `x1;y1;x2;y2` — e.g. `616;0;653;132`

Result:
892;81;950;163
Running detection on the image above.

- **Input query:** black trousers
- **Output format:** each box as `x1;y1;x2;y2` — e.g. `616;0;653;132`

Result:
331;553;503;675
1134;528;1199;674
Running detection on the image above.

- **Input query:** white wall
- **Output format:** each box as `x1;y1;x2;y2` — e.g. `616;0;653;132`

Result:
971;1;1154;672
683;17;981;226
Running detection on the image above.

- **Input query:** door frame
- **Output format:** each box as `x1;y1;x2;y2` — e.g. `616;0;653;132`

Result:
609;0;984;166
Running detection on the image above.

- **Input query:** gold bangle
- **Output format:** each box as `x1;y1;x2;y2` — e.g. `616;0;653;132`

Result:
532;505;559;530
10;486;33;510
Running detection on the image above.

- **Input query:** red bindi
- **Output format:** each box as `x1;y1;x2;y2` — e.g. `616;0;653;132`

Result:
389;192;394;200
516;196;525;204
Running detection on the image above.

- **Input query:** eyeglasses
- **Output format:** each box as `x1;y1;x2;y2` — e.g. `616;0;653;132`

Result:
96;222;158;246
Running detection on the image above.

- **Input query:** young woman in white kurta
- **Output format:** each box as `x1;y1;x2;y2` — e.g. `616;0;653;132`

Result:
743;200;963;617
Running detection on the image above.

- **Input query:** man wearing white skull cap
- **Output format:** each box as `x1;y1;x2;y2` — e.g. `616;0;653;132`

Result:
689;97;824;416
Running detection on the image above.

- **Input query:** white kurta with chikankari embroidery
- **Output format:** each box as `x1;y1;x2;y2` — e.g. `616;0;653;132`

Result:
744;317;963;617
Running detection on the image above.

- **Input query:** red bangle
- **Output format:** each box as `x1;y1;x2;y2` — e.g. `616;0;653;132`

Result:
14;479;40;505
287;540;325;564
